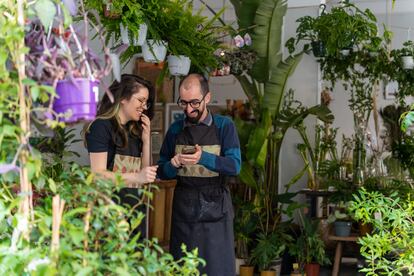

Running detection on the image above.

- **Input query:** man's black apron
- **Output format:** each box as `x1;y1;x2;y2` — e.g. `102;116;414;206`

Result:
170;120;235;276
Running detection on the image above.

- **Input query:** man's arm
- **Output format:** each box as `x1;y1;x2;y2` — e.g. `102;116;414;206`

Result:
198;118;241;175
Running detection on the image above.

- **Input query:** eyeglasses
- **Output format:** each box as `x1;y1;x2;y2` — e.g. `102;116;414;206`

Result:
177;94;206;109
132;96;151;109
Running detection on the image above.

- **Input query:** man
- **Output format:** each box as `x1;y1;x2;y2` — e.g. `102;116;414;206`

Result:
158;73;241;275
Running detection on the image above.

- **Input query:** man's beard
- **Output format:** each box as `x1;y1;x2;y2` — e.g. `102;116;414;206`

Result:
185;107;204;124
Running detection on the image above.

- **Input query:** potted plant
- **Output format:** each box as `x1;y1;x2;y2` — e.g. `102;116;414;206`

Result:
290;213;331;276
25;0;117;124
83;0;147;63
350;188;414;275
327;202;354;237
285;14;326;58
156;0;223;74
392;40;414;70
233;195;257;276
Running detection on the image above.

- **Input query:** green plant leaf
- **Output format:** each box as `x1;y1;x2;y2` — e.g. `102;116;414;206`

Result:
262;53;303;116
35;0;56;31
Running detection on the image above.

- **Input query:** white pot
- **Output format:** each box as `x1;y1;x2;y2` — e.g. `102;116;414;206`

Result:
120;23;147;46
142;39;168;63
401;56;414;69
235;258;247;275
340;49;350;56
120;23;129;44
134;23;148;46
167;55;191;76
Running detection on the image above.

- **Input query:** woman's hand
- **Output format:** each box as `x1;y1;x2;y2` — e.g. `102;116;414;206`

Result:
135;165;158;185
141;113;151;144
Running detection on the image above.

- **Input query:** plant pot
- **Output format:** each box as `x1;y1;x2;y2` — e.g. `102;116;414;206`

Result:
167;55;191;76
340;48;351;57
305;263;320;276
359;222;372;236
236;258;247;275
53;78;99;123
120;23;148;46
103;2;120;19
142;39;168;63
311;41;326;58
134;24;148;46
260;270;276;276
269;258;282;276
240;265;254;276
401;56;414;69
334;221;352;237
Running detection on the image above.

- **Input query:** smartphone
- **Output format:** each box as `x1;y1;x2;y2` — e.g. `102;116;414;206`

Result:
181;145;196;154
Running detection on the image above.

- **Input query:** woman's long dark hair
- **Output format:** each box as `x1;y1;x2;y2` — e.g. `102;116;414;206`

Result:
84;74;155;148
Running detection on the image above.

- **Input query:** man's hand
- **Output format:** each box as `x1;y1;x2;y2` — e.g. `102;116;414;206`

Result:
180;144;202;165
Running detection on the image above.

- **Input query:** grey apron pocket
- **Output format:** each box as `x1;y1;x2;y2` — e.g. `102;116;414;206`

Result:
173;188;228;223
197;190;226;222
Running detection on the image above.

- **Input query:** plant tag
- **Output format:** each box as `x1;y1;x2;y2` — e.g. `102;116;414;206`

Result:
374;211;382;220
93;85;99;102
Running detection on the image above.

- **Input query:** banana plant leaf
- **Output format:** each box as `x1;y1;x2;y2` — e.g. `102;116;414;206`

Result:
239;162;258;190
251;0;287;81
262;53;303;116
245;110;272;168
278;104;334;133
230;0;261;32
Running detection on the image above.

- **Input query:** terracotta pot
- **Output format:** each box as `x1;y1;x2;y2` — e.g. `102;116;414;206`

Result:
239;265;254;276
260;270;276;276
305;263;320;276
359;222;373;236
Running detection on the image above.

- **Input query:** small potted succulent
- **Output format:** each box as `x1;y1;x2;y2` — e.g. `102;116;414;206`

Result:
25;0;117;124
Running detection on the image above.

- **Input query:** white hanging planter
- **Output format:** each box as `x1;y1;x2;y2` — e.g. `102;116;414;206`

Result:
142;39;168;63
133;23;148;46
167;55;191;76
119;23;148;46
120;23;129;44
401;56;414;69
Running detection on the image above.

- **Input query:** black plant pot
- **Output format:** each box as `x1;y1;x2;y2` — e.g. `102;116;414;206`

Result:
311;41;326;58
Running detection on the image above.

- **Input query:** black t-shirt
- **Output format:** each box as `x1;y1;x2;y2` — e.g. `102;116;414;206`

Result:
86;119;146;237
86;119;143;172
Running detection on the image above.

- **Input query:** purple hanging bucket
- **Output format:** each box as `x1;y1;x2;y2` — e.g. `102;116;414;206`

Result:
53;78;99;123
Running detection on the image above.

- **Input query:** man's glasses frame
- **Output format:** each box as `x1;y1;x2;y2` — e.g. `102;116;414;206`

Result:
177;94;206;109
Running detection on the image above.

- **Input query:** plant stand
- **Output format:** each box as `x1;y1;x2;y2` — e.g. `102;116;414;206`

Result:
328;235;359;276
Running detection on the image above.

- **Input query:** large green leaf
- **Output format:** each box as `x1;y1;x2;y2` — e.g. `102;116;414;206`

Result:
251;0;287;80
262;53;303;116
246;110;272;168
237;0;261;32
239;163;258;189
35;0;56;31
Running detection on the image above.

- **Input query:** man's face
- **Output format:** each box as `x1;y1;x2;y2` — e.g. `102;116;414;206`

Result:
178;81;210;124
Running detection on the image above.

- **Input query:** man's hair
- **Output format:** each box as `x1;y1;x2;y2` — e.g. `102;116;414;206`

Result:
179;73;209;96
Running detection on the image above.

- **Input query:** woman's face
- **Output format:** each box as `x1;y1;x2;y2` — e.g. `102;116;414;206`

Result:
120;87;149;123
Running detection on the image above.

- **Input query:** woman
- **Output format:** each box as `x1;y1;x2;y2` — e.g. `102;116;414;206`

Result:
84;74;158;236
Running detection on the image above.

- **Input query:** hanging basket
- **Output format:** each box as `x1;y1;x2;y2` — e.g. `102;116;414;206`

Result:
167;55;191;76
53;78;99;123
401;56;414;69
120;23;148;46
142;39;168;63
